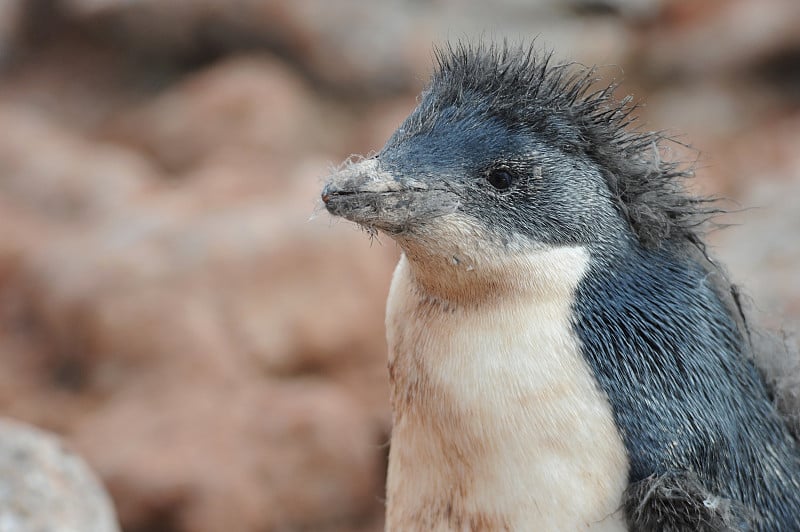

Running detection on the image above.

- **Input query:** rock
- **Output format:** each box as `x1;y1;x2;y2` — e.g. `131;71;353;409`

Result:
0;0;23;67
15;153;395;386
59;0;638;94
0;106;157;223
711;179;800;329
106;53;330;173
58;0;425;94
71;380;384;532
0;417;120;532
640;0;800;81
567;0;664;19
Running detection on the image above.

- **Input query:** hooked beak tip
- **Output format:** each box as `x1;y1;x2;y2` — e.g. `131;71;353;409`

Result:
320;182;338;205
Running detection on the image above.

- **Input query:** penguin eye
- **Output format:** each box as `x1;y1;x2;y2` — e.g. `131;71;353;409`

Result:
487;166;515;190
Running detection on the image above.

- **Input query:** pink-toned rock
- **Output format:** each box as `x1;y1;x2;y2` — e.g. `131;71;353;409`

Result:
59;0;427;94
641;0;800;80
707;112;800;328
0;0;23;65
60;0;643;95
0;106;157;222
106;54;332;173
71;380;383;532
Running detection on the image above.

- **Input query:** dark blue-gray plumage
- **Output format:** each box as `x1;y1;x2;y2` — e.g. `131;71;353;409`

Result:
577;245;800;530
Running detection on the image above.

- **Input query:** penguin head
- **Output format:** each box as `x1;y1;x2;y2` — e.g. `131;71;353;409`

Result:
322;43;708;265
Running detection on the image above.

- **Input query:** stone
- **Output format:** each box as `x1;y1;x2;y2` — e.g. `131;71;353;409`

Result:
0;106;156;223
106;53;329;173
71;380;384;532
0;417;120;532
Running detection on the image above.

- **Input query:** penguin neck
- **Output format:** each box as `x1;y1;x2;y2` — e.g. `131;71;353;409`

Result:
395;242;592;308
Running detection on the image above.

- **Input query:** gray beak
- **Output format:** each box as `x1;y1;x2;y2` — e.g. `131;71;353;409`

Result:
321;157;456;234
321;157;416;203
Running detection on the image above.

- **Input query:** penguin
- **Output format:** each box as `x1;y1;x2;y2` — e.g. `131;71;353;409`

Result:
320;42;800;531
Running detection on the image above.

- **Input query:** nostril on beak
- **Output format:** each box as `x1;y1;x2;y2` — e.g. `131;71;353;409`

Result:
321;184;332;204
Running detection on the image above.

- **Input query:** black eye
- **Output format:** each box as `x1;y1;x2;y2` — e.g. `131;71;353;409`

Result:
487;167;514;190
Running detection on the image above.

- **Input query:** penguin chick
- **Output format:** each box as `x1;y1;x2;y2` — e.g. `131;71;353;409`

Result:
321;43;800;531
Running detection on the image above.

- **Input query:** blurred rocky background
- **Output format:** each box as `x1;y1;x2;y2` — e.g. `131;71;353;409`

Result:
0;0;797;530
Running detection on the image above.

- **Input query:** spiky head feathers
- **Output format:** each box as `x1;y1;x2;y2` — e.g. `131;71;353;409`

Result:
390;42;713;249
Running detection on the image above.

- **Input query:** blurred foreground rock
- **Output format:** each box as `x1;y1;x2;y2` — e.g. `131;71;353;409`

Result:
0;417;120;532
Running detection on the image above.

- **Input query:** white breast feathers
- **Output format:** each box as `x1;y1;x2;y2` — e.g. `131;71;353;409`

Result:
384;247;629;532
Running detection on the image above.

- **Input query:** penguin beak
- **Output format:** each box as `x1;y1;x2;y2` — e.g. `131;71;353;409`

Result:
321;157;456;234
321;157;423;204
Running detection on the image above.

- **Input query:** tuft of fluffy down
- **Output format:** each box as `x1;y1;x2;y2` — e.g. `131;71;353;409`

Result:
415;41;718;249
624;472;752;531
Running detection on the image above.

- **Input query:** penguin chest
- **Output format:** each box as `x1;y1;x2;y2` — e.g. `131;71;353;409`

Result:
384;254;630;531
